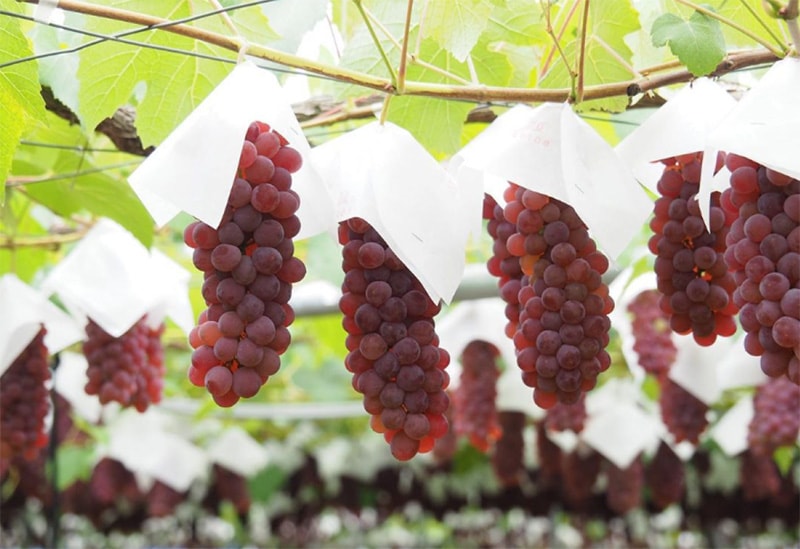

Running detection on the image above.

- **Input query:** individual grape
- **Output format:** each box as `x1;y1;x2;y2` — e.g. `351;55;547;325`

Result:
491;411;527;487
722;158;799;383
627;289;677;380
204;365;233;396
659;378;709;444
239;141;257;169
184;121;306;405
339;218;450;460
503;184;614;407
251;183;280;213
452;340;502;452
605;455;644;515
645;441;685;510
649;152;738;346
0;329;50;462
211;243;242;271
83;317;165;412
747;376;800;455
232;367;261;398
247;155;277;184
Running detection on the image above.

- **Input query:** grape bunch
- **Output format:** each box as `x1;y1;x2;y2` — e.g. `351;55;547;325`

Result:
87;457;143;509
338;218;450;461
535;421;562;485
721;155;799;383
502;184;614;408
484;193;525;338
560;447;601;509
492;411;527;487
544;396;587;434
658;378;709;444
452;340;502;452
605;455;644;515
185;121;306;406
739;449;781;501
83;317;165;412
747;376;800;455
0;328;50;464
627;289;678;379
146;481;185;518
645;441;685;510
648;153;738;346
204;464;252;516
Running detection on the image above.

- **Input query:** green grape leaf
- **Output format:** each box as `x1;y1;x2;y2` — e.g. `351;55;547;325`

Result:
24;167;154;247
0;0;48;205
77;0;239;146
30;12;85;116
337;1;408;91
387;39;493;157
0;87;24;207
248;464;288;502
773;445;797;476
134;38;229;146
56;444;95;490
484;0;548;46
13;114;154;246
538;0;640;112
712;1;785;50
0;193;50;282
651;11;726;76
259;0;327;55
423;0;494;62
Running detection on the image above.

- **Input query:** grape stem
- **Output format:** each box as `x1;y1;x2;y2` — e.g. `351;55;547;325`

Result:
0;228;89;249
738;0;790;50
206;0;239;38
575;0;591;104
353;0;398;90
397;0;415;94
540;0;579;85
360;2;469;85
783;0;800;56
672;0;788;57
16;0;783;103
379;94;392;125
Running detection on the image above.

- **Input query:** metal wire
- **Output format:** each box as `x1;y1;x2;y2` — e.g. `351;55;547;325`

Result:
18;140;133;153
6;160;142;187
0;0;333;80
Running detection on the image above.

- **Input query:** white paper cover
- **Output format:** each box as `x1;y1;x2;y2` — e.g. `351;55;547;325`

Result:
715;336;769;391
452;102;652;260
0;274;83;377
52;351;103;424
708;395;754;457
704;57;800;182
606;265;661;384
105;408;208;492
205;426;269;477
40;218;192;338
581;378;663;468
615;78;736;193
311;121;473;303
495;366;543;417
668;334;730;405
128;61;334;239
436;298;516;386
